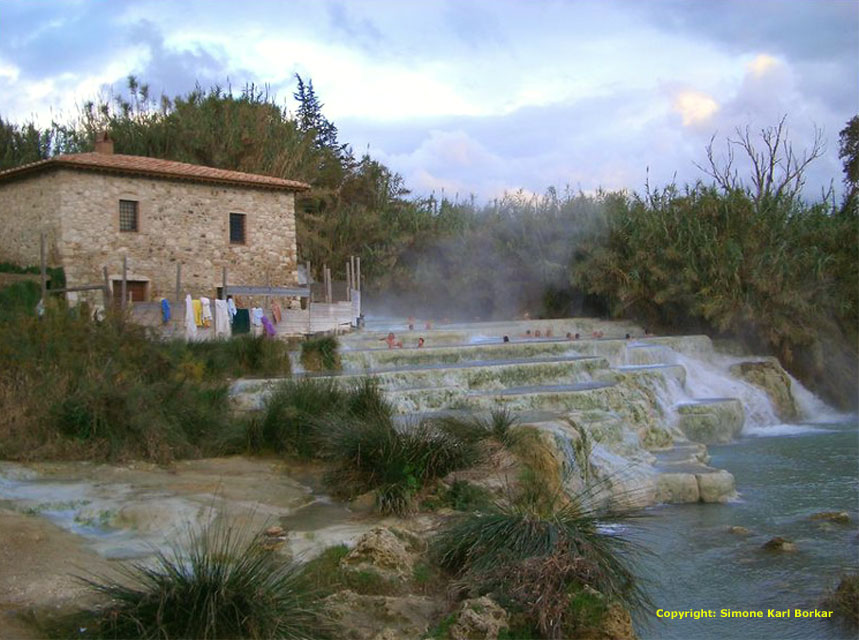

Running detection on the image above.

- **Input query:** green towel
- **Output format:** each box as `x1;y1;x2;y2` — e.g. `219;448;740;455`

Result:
233;308;251;334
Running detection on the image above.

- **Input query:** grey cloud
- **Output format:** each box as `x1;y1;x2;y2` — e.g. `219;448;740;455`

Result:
123;20;259;100
633;0;858;62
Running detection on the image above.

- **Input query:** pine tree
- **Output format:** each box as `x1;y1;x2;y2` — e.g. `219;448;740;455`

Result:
293;74;340;153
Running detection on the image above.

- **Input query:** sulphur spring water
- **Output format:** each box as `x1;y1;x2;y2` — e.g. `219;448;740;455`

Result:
631;418;858;640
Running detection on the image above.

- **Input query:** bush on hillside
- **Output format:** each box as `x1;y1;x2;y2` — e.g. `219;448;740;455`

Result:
0;301;288;462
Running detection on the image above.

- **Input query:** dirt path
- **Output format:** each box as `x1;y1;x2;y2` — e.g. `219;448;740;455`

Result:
0;507;118;639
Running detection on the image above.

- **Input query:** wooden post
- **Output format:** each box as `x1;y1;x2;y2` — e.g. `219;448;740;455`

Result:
325;265;332;303
222;266;227;300
346;260;352;301
39;232;47;309
306;261;311;285
173;263;181;328
356;256;361;292
121;256;127;313
102;266;110;307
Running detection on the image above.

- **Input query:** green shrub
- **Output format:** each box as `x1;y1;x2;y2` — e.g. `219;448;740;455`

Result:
322;416;481;516
0;280;41;315
185;335;291;378
444;480;494;512
432;499;646;639
260;378;347;457
433;415;490;445
432;409;520;448
295;544;350;597
346;377;390;421
300;336;341;372
82;520;327;639
485;408;520;445
423;479;494;513
48;375;233;461
824;572;859;627
258;377;394;460
0;306;272;462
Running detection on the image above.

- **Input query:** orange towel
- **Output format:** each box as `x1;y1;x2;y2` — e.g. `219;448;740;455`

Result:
271;301;282;324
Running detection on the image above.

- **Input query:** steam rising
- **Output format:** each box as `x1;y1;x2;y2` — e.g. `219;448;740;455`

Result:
371;186;615;321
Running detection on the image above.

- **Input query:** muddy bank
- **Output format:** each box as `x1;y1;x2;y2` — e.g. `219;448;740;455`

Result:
0;455;391;635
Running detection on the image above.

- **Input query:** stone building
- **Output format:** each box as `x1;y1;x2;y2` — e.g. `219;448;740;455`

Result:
0;138;309;304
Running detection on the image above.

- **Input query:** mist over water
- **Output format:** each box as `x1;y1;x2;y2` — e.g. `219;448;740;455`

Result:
372;188;611;321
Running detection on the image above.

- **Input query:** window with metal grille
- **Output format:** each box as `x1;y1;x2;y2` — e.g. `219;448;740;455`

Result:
229;213;246;244
119;199;138;232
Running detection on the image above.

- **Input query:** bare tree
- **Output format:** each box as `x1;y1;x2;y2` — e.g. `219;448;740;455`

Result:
695;116;825;208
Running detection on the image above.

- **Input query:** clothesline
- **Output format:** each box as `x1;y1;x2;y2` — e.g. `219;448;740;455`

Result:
161;295;285;340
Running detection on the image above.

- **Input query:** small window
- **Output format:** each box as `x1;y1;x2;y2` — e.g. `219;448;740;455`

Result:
229;213;246;244
119;199;139;232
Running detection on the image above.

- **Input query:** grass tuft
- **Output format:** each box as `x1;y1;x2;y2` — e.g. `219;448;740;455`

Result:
300;336;341;372
322;414;481;516
260;378;348;458
432;497;647;639
81;520;327;639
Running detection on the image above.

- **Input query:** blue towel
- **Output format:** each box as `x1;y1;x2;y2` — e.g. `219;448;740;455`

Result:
161;298;171;323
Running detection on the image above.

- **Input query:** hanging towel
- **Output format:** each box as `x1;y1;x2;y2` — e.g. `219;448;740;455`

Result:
227;297;237;321
214;299;232;338
261;315;276;337
271;301;282;324
251;307;264;326
200;297;213;328
160;298;171;324
184;295;197;339
233;308;251;334
192;299;203;327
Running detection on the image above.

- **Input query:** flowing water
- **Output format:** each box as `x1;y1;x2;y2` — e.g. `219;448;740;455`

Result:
632;418;859;640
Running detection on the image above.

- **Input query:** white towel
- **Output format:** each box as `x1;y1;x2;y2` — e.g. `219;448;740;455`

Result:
200;297;213;324
184;294;197;339
227;297;237;320
214;299;232;338
251;307;264;326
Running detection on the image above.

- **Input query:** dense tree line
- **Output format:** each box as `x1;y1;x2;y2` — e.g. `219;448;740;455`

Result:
0;80;855;407
0;76;446;286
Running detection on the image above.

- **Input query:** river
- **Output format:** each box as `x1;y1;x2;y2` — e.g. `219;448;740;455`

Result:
633;419;858;640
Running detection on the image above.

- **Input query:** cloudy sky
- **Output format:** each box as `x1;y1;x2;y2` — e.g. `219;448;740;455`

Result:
1;0;856;201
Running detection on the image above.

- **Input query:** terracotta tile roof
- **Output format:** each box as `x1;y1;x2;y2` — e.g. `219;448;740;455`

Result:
0;152;311;191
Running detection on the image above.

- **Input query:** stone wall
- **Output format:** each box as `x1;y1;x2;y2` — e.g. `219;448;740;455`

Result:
1;168;299;300
0;171;62;268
